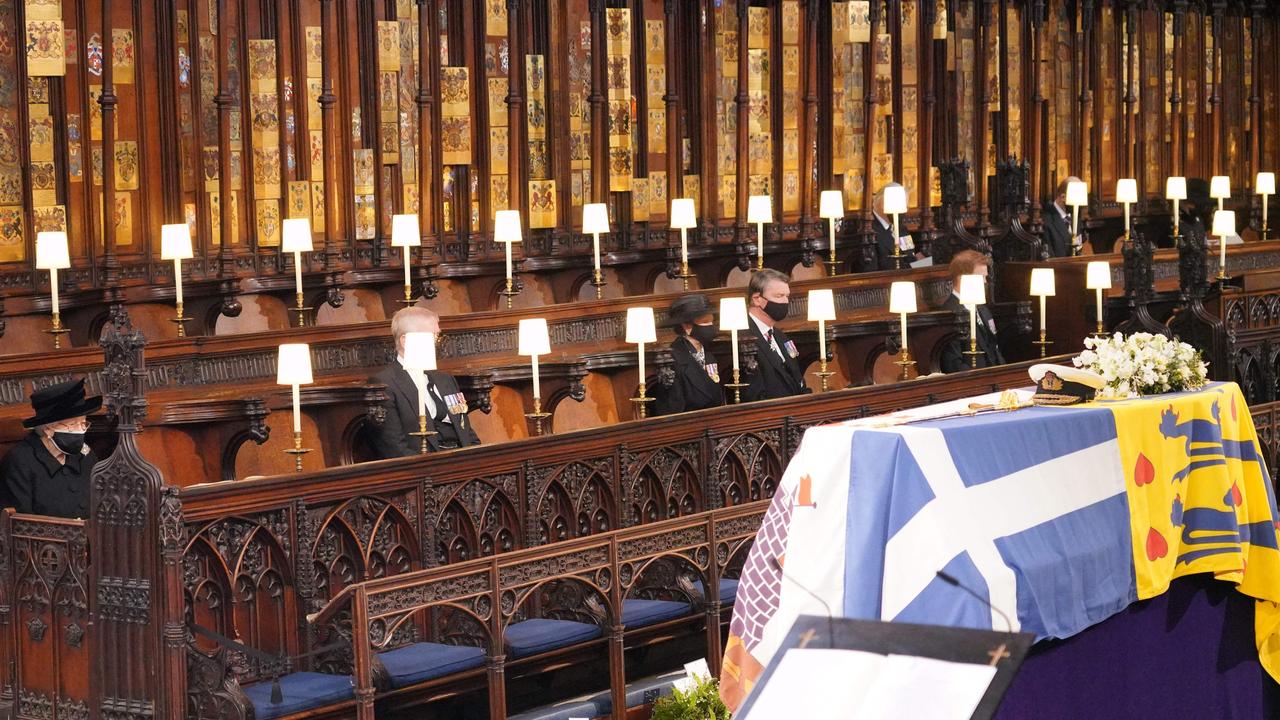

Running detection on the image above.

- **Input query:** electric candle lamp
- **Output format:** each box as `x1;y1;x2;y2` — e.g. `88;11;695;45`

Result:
583;203;610;298
747;195;772;270
518;318;551;434
1257;172;1274;240
626;307;657;418
1065;181;1088;254
808;289;836;391
1210;176;1231;213
719;297;750;403
670;198;697;289
1166;177;1187;236
1116;179;1137;236
1029;268;1056;357
957;274;986;368
495;210;523;308
1086;261;1112;336
1212;210;1236;282
161;223;194;337
888;281;917;380
819;190;844;276
391;213;421;305
402;330;438;453
276;343;314;471
883;184;908;269
35;231;70;348
281;218;313;327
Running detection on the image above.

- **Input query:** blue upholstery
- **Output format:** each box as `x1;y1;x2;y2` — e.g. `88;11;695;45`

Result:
377;641;486;688
505;618;602;658
242;671;353;720
621;599;692;628
508;669;686;720
693;577;740;604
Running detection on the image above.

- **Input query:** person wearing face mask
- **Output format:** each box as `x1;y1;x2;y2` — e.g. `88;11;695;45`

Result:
939;250;1006;372
0;378;102;519
654;294;726;416
369;306;481;459
743;269;809;401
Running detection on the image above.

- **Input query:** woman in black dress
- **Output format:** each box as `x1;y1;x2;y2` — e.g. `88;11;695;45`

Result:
654;294;727;415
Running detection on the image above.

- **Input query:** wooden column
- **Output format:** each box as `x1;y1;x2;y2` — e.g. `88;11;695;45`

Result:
428;0;444;262
799;0;819;239
507;0;528;227
319;0;338;270
1123;1;1138;180
214;0;235;277
100;0;120;288
589;0;607;204
860;1;878;233
734;0;749;240
368;3;386;266
974;0;991;230
1208;2;1223;177
1170;1;1186;177
1249;2;1263;195
1027;0;1046;229
919;0;938;235
417;0;433;271
663;0;681;202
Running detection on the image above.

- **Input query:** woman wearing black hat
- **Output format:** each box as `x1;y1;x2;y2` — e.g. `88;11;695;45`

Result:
0;378;102;519
654;294;727;416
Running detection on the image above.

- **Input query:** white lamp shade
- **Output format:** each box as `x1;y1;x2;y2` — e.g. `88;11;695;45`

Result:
670;198;697;229
391;214;421;248
807;289;836;322
276;343;314;386
582;203;610;234
747;195;772;224
281;218;313;253
518;318;550;356
819;190;844;219
1257;172;1276;196
1212;210;1236;238
1065;180;1088;207
957;274;986;306
719;297;749;331
625;307;657;344
882;184;908;215
1030;267;1056;297
160;224;193;260
1210;175;1231;199
1115;179;1138;204
495;210;523;243
889;281;917;314
1086;261;1112;290
402;331;438;371
1165;176;1187;201
35;231;70;270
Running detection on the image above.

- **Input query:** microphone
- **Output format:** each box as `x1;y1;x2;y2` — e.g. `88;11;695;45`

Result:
935;569;1017;666
768;556;834;649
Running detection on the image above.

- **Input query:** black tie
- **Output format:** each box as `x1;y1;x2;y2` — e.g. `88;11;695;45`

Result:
766;329;774;346
425;379;448;423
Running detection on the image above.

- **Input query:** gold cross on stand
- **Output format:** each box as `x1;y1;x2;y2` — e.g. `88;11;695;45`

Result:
987;643;1011;666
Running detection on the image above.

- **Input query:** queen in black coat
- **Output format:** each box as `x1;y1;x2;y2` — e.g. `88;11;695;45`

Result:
653;294;726;416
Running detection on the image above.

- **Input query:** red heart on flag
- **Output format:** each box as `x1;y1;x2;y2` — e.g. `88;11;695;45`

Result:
1134;453;1155;486
1146;527;1169;561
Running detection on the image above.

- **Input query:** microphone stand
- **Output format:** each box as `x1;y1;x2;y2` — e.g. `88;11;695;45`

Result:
769;556;833;650
936;570;1015;666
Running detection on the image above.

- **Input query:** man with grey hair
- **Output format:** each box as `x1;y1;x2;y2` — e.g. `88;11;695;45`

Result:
370;307;480;458
743;269;808;401
872;185;903;270
1042;176;1082;257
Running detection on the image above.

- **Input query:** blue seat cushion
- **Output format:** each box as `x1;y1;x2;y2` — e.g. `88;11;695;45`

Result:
505;618;602;658
621;599;692;628
507;695;605;720
378;641;486;688
693;577;740;605
242;671;353;720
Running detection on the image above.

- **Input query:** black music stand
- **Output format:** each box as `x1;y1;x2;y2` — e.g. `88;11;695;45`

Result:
736;614;1035;720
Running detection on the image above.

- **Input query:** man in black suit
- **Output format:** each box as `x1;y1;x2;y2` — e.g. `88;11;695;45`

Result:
940;250;1006;372
872;187;900;271
370;307;481;458
654;294;726;415
743;269;810;401
1041;177;1082;258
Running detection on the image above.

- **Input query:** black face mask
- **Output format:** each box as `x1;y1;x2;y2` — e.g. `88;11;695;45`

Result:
51;431;85;456
763;300;790;323
690;323;718;345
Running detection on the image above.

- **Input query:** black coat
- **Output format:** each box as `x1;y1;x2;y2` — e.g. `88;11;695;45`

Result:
743;321;809;401
939;294;1006;372
0;432;96;518
873;217;897;270
371;364;481;458
1041;201;1075;258
654;337;726;416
